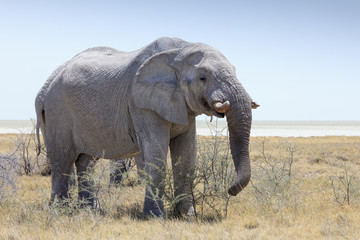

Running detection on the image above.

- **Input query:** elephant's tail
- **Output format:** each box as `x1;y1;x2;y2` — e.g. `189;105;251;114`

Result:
35;98;44;156
36;119;41;156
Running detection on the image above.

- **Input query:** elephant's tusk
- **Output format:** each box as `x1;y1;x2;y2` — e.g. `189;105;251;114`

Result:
213;101;230;113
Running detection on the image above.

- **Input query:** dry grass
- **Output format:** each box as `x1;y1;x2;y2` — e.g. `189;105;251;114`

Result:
0;133;360;239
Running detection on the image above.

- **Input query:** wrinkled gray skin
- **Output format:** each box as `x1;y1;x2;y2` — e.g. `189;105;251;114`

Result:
35;37;253;217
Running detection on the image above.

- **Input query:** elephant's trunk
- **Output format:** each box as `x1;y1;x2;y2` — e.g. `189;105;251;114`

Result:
224;89;252;196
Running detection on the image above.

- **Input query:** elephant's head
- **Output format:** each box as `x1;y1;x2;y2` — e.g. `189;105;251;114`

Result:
133;43;253;196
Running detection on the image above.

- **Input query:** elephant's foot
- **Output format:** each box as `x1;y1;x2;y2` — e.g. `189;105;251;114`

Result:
78;190;96;209
175;201;195;217
143;196;164;218
109;173;124;186
49;192;72;208
78;198;96;209
184;205;195;217
143;208;163;218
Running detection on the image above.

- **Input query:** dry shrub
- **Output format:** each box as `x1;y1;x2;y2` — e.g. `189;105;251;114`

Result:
249;139;303;215
9;122;48;176
0;152;17;204
330;162;360;206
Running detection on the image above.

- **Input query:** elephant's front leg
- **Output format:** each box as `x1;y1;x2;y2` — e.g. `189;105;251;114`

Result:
170;120;196;216
134;112;171;217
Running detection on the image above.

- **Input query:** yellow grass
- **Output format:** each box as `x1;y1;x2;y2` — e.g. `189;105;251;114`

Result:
0;134;19;153
1;134;360;239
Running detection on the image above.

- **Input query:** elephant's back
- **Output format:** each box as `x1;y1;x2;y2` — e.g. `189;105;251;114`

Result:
73;46;126;58
59;46;135;87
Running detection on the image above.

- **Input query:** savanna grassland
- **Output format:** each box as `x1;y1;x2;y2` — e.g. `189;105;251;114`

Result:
0;132;360;239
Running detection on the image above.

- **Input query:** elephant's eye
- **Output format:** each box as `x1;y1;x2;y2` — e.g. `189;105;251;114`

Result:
199;77;206;82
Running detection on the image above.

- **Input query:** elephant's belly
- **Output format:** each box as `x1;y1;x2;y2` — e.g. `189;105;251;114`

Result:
78;139;140;159
73;125;140;159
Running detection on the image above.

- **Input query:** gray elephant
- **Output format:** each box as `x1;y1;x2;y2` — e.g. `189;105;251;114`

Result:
35;37;254;217
40;158;138;186
109;156;144;185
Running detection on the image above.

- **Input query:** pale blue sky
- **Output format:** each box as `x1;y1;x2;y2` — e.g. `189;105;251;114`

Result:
1;0;359;120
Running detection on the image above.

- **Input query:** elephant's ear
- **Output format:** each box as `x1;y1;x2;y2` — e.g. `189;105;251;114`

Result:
132;49;188;126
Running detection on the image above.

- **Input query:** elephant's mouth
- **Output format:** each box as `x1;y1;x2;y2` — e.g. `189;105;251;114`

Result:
201;98;225;118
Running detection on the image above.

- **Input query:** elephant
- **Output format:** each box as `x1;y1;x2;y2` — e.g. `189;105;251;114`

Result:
109;158;132;185
40;157;139;186
110;156;144;185
35;37;255;217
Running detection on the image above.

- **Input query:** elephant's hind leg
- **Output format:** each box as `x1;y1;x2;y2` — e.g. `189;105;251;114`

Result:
75;153;97;208
48;147;77;205
109;158;131;186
